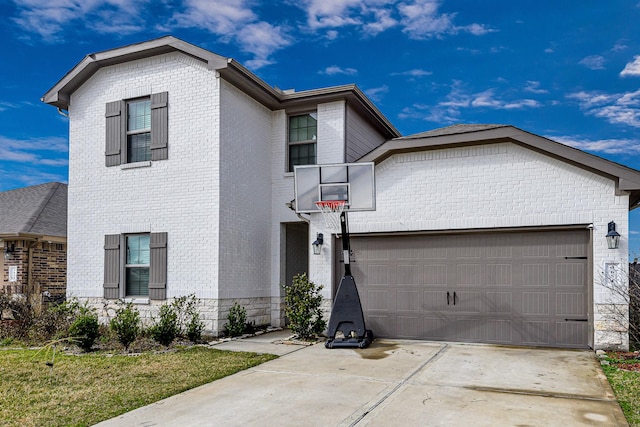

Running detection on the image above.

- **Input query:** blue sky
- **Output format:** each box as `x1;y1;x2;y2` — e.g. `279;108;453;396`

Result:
1;0;640;255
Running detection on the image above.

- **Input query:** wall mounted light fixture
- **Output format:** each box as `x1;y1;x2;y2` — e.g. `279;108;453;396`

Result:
312;233;324;255
4;242;15;260
606;221;621;250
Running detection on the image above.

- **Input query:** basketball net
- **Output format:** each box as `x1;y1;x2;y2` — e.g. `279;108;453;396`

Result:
315;200;346;232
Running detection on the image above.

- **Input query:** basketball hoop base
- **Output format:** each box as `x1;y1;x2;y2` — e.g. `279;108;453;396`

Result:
324;274;373;349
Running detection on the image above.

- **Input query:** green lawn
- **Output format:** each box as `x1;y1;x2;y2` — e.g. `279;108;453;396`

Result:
0;346;276;427
602;355;640;426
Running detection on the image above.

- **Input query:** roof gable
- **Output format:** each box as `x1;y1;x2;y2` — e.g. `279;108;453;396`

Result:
360;124;640;209
0;182;67;237
42;36;399;140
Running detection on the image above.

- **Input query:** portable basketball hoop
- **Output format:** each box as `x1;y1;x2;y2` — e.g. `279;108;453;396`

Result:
315;200;346;231
293;163;375;349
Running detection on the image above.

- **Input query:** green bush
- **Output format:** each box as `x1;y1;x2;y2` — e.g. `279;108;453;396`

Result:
149;304;179;346
225;302;247;337
186;311;205;343
172;294;205;342
68;308;100;352
282;273;326;340
109;301;141;350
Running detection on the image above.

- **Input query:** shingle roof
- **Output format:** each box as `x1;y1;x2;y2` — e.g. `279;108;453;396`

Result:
0;182;67;237
396;124;508;139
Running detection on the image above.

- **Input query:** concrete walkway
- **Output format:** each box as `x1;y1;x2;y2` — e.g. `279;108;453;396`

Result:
95;330;628;426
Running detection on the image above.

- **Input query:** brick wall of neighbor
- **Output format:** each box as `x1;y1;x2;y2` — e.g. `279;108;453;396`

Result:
1;241;66;306
1;242;27;295
31;242;67;300
310;142;630;350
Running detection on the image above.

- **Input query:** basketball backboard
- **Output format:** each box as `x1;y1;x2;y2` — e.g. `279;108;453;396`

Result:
293;162;375;213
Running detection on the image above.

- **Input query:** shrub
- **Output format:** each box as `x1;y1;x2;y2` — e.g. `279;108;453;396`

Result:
149;304;179;346
31;299;81;341
109;301;141;350
171;294;205;342
186;311;205;343
0;294;33;339
225;302;247;337
68;308;100;352
282;273;326;340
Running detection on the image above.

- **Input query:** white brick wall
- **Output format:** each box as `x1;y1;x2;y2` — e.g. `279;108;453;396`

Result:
310;142;630;349
68;52;222;303
270;101;348;315
218;80;272;299
67;52;351;333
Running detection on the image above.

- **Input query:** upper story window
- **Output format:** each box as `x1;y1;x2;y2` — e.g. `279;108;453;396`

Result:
105;92;168;167
288;112;317;172
127;99;151;163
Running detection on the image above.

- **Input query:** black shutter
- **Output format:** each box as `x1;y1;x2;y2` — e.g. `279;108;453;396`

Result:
149;232;168;300
105;101;124;166
104;235;120;299
150;92;168;161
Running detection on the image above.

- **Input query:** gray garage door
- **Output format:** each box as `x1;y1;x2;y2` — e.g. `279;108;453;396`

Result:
341;229;589;348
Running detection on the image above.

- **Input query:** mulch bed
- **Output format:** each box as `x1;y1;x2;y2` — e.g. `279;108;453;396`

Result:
610;351;640;372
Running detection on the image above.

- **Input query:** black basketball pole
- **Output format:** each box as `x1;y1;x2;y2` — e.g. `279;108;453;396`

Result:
340;212;351;276
325;209;373;349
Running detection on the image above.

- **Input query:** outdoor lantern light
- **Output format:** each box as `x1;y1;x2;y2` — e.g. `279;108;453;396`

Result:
312;233;324;255
606;221;621;250
3;242;15;260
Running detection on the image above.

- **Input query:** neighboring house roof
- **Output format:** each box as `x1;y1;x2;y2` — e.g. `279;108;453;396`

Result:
0;182;67;238
359;124;640;209
41;35;400;140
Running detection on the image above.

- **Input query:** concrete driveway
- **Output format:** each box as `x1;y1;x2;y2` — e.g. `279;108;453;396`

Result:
95;331;627;426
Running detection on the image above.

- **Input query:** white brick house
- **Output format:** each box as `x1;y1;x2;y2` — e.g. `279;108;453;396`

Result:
43;37;640;349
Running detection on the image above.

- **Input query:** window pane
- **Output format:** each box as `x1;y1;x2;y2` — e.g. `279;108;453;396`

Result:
128;100;151;131
127;234;150;265
289;128;299;143
289;113;317;142
289;143;317;171
128;132;151;163
126;267;149;296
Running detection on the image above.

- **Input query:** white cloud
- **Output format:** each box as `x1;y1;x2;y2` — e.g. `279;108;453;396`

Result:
296;0;492;39
551;135;640;155
364;85;389;102
470;89;540;110
320;66;358;75
237;22;292;68
168;0;291;68
391;69;432;77
524;81;548;94
12;0;146;41
567;89;640;128
301;0;363;30
399;81;541;124
0;101;21;112
362;7;397;35
0;135;68;165
579;55;606;70
612;41;628;52
621;56;640;77
170;0;256;35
